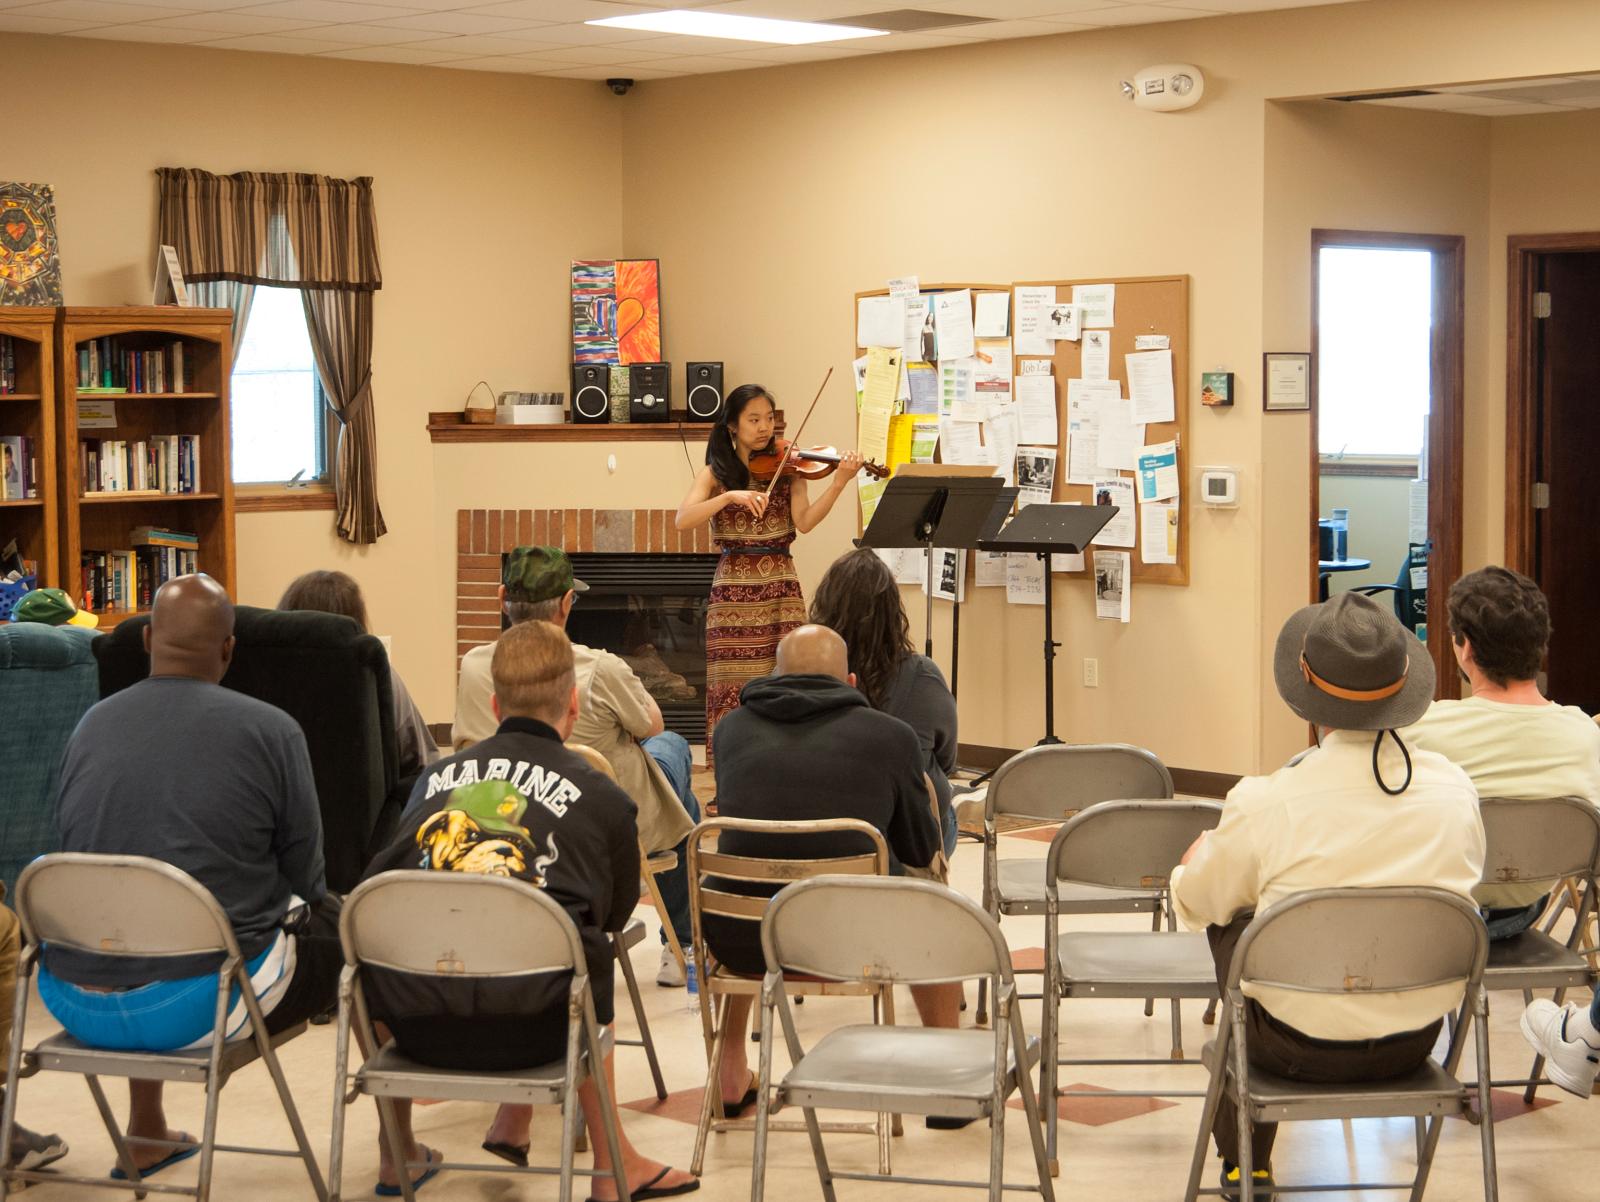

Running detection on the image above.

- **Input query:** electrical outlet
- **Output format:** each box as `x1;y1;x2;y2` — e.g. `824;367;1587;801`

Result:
1083;658;1099;687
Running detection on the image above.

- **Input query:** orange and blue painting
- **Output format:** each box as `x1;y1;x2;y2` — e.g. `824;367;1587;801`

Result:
570;259;661;366
0;183;63;307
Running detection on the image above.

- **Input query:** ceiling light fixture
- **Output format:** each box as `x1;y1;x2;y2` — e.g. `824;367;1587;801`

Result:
586;9;889;45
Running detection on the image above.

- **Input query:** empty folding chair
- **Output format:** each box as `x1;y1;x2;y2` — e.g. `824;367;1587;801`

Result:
0;854;327;1202
1181;887;1498;1202
977;743;1175;1026
1475;796;1600;1100
1042;798;1223;1175
687;816;898;1177
328;871;629;1202
751;875;1055;1202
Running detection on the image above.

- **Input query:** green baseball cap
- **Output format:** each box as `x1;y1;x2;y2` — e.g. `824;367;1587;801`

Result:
442;780;529;839
13;587;99;629
503;545;588;604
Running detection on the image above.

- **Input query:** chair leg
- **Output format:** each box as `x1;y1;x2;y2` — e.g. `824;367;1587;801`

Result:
1042;988;1059;1177
85;1075;145;1196
585;1017;631;1202
1182;1027;1229;1202
374;1096;418;1202
1202;998;1218;1026
642;858;687;973
1524;986;1564;1104
750;983;779;1202
691;995;733;1177
1010;1010;1056;1202
616;933;668;1101
1145;904;1160;1017
880;986;901;1151
0;969;31;1200
976;976;989;1026
328;989;354;1202
255;1034;329;1201
1472;993;1500;1202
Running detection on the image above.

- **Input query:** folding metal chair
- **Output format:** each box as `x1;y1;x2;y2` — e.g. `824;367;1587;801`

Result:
687;817;898;1177
1041;798;1224;1175
751;876;1055;1202
1182;887;1498;1202
977;743;1175;1026
0;853;328;1202
1475;796;1600;1100
328;871;629;1202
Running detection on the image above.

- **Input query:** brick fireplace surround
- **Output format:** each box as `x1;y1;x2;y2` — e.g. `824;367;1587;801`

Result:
456;507;710;660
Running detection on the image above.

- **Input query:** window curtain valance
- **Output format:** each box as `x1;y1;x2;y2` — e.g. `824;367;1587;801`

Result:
156;167;382;290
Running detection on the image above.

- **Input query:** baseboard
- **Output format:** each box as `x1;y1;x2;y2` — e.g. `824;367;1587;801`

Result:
956;743;1241;799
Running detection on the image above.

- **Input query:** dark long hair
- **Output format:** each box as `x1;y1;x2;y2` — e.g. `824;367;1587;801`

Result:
278;569;370;633
810;548;913;709
705;383;776;491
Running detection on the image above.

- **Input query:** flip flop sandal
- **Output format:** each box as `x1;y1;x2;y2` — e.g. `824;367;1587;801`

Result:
109;1133;200;1180
587;1164;701;1202
719;1074;759;1119
482;1140;529;1167
375;1144;444;1197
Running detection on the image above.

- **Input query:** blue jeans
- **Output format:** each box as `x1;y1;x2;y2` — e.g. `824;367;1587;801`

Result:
1482;895;1547;941
643;732;699;947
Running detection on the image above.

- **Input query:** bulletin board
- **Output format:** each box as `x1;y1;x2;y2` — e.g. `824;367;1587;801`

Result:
1014;274;1191;586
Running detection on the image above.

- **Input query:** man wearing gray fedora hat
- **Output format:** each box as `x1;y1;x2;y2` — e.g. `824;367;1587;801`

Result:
1170;592;1487;1201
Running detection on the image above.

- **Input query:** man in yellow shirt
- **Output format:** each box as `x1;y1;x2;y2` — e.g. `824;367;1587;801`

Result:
1171;593;1485;1201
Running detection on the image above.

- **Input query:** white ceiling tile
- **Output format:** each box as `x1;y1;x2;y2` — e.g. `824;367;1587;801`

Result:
1467;102;1580;116
233;0;427;21
311;22;443;41
67;20;217;38
934;18;1076;39
0;10;104;28
525;42;680;62
454;18;663;43
1362;93;1492;112
196;30;364;49
70;0;262;8
144;11;328;31
453;0;641;19
563;31;783;54
1443;75;1576;94
534;62;687;79
1161;0;1360;10
910;0;1113;14
700;0;905;17
851;30;986;50
433;53;560;70
6;0;192;21
630;53;771;72
704;39;880;61
321;41;475;59
1051;4;1220;26
388;31;561;52
362;8;530;31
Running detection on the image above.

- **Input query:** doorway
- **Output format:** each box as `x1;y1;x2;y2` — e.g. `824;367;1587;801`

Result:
1310;230;1464;700
1506;235;1600;714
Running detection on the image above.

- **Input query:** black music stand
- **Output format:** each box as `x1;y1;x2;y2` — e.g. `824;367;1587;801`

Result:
855;473;1013;661
980;503;1117;746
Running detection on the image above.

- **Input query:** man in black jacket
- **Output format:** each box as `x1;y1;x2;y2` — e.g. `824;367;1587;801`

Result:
705;624;957;1122
362;620;695;1201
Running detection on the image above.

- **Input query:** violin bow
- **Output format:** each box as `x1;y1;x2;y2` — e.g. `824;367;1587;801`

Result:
762;366;834;501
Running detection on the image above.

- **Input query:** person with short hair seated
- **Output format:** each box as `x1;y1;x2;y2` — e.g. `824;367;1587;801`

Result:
1402;565;1600;938
454;546;698;987
364;619;696;1200
42;575;341;1182
704;624;962;1125
1171;592;1486;1201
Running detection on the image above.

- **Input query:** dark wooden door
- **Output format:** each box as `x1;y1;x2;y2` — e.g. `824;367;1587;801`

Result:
1535;251;1600;713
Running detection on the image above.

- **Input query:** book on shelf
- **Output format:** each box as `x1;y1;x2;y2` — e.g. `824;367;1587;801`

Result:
75;337;190;395
80;538;198;613
131;525;199;549
79;435;202;496
0;335;15;394
1;435;40;500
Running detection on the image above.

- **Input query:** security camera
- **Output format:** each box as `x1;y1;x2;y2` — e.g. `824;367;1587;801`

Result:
606;78;634;96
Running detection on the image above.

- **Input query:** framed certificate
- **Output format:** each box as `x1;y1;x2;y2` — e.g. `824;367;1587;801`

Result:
1263;352;1312;412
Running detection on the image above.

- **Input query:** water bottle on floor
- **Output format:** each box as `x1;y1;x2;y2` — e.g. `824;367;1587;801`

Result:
685;957;700;1017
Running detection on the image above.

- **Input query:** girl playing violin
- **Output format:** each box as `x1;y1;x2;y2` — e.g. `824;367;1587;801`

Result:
675;383;863;754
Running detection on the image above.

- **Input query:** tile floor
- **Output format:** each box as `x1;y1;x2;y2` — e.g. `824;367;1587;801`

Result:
5;808;1591;1200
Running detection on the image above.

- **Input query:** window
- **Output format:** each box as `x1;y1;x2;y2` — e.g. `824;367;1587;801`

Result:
1317;247;1433;459
230;286;328;485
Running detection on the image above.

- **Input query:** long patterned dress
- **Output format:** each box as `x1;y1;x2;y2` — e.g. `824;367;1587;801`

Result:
705;474;807;756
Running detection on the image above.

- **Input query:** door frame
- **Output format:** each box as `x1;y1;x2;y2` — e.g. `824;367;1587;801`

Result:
1309;229;1465;700
1504;232;1600;576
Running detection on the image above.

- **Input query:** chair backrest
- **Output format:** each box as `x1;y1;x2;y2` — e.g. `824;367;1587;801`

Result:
1479;796;1600;890
762;876;1010;986
0;623;99;898
15;853;238;961
94;606;399;893
688;817;889;926
1046;798;1223;891
986;743;1173;826
1231;886;1486;998
342;870;584;978
567;742;617;781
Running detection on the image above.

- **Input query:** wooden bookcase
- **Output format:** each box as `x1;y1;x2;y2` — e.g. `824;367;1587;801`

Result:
0;307;58;589
56;307;236;626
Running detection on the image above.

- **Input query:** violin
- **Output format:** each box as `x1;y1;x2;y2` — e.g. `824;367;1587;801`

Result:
748;437;890;482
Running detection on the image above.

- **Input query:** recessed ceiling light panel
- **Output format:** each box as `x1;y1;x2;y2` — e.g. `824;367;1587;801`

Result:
585;9;889;46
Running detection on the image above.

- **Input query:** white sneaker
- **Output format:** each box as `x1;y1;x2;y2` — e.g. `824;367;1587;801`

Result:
656;945;689;988
1520;999;1600;1098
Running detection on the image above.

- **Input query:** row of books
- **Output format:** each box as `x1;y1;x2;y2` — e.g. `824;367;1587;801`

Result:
0;336;17;394
80;531;199;613
1;435;41;500
76;338;190;394
80;436;202;495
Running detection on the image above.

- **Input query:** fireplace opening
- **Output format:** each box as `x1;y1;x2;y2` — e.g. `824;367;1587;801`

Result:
503;551;719;744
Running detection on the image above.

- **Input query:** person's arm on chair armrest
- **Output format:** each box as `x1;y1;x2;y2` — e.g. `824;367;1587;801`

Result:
596;654;665;741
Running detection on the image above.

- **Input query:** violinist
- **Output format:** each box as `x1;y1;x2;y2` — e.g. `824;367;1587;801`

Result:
675;382;863;754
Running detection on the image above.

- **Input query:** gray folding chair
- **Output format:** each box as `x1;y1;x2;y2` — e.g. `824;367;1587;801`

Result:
1475;796;1600;1100
0;854;328;1202
328;871;629;1202
1182;887;1498;1202
751;876;1056;1202
977;743;1175;1026
1042;798;1224;1175
613;916;668;1101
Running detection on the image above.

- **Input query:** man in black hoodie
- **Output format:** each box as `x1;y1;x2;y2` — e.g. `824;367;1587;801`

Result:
706;624;955;1120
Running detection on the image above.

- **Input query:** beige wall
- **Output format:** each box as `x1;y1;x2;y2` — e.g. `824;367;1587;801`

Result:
10;0;1600;770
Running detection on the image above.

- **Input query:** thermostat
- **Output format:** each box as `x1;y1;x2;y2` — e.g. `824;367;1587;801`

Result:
1199;466;1238;507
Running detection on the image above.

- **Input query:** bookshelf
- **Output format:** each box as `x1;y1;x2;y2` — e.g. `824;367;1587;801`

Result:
0;307;58;590
56;307;236;627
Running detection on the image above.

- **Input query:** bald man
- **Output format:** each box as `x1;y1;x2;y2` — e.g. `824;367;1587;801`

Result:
704;624;945;1120
45;575;338;1180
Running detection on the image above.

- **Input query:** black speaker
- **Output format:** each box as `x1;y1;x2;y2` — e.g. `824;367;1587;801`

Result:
684;361;724;423
570;364;611;423
629;362;670;423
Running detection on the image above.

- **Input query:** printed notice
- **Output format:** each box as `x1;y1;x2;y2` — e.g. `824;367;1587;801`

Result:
1081;329;1111;381
1090;476;1136;548
974;291;1010;338
1140;501;1179;565
1014;285;1054;356
1126;349;1176;425
1015;374;1058;444
1094;550;1131;622
934;289;976;361
857;296;902;348
1136;439;1180;502
1006;552;1046;606
1072;283;1116;328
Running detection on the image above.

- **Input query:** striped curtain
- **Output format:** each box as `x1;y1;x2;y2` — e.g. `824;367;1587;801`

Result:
157;167;386;543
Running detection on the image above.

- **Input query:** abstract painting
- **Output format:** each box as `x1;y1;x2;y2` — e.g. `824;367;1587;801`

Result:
0;183;63;306
571;259;661;365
